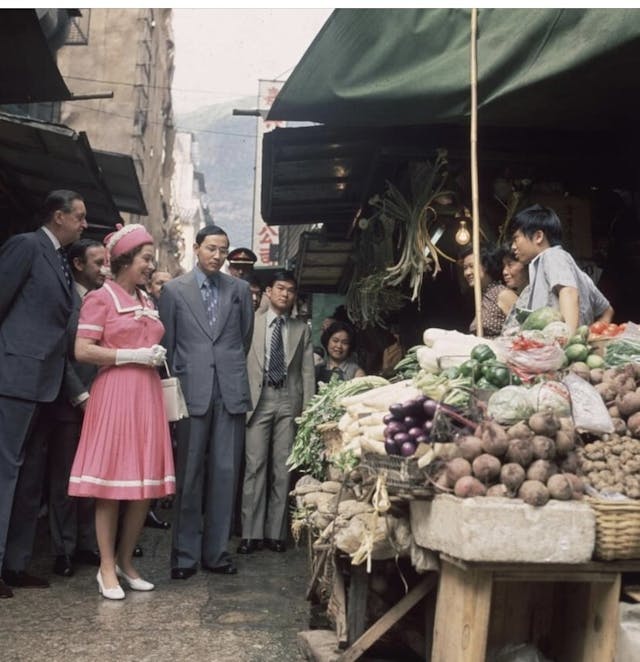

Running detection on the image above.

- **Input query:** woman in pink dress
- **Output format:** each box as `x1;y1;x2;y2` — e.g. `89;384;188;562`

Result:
69;224;175;600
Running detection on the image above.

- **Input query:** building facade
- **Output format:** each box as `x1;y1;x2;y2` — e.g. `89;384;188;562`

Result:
56;8;180;272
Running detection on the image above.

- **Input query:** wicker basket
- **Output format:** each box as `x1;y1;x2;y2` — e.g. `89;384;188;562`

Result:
588;497;640;560
359;451;434;498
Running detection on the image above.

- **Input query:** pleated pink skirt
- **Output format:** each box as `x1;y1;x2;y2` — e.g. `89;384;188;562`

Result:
68;364;176;500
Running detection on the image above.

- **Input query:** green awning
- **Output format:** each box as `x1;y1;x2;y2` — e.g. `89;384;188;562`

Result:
268;8;640;130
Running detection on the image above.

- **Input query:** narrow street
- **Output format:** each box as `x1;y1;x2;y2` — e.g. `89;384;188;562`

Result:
2;514;310;662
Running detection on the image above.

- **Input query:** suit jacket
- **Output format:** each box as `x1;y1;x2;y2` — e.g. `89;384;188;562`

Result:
54;288;99;422
247;310;316;424
158;269;254;416
0;228;73;402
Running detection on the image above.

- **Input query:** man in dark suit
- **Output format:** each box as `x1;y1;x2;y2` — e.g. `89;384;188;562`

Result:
238;270;315;554
0;190;88;598
158;225;254;579
47;239;106;578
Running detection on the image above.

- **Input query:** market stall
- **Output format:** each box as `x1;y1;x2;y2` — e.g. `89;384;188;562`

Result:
290;316;640;661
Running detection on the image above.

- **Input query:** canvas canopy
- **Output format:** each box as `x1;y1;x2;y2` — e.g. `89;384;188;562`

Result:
268;8;640;131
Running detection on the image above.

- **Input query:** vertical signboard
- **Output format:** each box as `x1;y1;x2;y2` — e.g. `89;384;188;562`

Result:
252;79;285;266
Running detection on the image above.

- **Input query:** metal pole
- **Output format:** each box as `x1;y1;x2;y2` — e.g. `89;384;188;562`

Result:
470;8;483;337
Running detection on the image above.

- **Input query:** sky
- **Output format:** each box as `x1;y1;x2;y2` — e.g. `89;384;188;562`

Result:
171;8;333;114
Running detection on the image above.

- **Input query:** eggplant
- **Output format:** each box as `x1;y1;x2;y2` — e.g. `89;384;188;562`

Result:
423;420;433;433
408;426;424;440
423;399;438;419
393;432;411;445
400;440;417;457
404;415;421;429
388;403;405;418
385;421;406;437
382;413;398;425
404;398;425;418
415;434;430;444
385;438;401;455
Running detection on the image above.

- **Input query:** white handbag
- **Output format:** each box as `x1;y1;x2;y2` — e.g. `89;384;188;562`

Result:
161;361;189;422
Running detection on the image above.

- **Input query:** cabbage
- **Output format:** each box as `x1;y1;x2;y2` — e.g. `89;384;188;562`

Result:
542;321;570;343
487;386;535;425
527;381;571;416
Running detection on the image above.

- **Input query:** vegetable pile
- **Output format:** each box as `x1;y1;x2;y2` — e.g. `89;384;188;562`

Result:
578;436;640;498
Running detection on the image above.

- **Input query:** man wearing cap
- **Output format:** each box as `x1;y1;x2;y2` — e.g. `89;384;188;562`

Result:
159;225;254;579
0;190;87;598
227;247;257;280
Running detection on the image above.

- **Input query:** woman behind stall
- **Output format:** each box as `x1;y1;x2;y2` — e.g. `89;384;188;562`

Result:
500;244;529;295
316;321;366;384
461;245;518;338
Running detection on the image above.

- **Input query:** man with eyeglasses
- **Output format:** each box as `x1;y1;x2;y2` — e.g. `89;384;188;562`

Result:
158;225;254;579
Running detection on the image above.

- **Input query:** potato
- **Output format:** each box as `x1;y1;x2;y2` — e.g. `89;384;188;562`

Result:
456;435;484;462
560;451;579;474
476;421;509;456
569;362;591;381
507;421;533;441
547;473;573;500
611;417;628;436
500;463;526;493
446;457;472;485
628;412;640;438
608;405;621;419
472;454;502;483
528;412;560;437
487;484;509;497
590;368;604;385
527;459;558;483
555;430;575;455
531;435;557;460
616;392;640;418
595;382;617;403
518;480;550;506
505;438;533;467
454;475;487;498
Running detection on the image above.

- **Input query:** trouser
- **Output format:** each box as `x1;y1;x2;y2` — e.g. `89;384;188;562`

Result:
48;418;96;556
171;377;245;570
241;384;295;541
0;396;47;572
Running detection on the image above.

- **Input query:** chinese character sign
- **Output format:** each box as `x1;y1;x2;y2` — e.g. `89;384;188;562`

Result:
252;79;284;267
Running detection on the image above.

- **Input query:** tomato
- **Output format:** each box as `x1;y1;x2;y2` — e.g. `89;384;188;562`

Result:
590;321;607;336
605;323;619;336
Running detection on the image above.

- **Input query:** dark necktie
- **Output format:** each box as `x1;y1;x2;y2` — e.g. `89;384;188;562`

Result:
57;247;72;289
268;316;285;385
203;277;218;329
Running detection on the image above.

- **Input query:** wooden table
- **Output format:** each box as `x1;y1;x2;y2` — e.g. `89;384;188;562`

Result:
431;555;640;662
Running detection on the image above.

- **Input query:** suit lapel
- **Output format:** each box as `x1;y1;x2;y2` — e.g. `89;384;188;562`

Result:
211;275;231;344
287;318;303;367
38;229;70;296
252;312;267;371
181;272;213;340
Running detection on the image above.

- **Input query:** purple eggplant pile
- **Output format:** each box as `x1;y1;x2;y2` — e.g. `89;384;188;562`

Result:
383;395;438;457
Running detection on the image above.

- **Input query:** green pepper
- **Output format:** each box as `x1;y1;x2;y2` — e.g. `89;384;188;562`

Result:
510;373;522;385
482;362;511;388
470;344;497;363
476;377;497;391
458;359;481;381
441;366;460;380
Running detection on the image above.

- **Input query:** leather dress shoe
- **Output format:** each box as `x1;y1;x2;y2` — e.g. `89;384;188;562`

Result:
171;567;197;580
264;538;286;553
145;510;171;530
73;549;100;567
203;561;237;575
53;555;75;577
0;579;13;599
2;570;49;588
237;538;262;554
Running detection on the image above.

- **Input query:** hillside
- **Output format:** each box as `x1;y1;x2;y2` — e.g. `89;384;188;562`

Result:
176;96;258;248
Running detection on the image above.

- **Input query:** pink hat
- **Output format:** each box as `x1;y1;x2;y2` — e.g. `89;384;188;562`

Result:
104;223;154;258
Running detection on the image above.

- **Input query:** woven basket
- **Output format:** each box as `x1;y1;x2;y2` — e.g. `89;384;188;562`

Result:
359;451;434;498
588;497;640;560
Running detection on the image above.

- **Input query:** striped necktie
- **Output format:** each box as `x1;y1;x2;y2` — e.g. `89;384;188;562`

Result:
268;316;285;384
203;277;218;329
57;247;72;289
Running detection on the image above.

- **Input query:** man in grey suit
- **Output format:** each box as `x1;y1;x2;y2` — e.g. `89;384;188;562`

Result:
0;190;88;598
48;239;106;578
158;225;254;578
238;270;315;555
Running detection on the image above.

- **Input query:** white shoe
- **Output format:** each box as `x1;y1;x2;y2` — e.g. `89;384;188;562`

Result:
115;565;155;591
96;571;125;600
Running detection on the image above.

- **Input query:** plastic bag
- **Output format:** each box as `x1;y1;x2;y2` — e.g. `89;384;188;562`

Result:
528;381;571;417
497;336;566;379
487;643;552;662
487;386;535;425
562;372;614;434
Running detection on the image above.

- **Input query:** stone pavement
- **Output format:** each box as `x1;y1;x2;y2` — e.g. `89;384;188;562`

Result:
1;512;310;662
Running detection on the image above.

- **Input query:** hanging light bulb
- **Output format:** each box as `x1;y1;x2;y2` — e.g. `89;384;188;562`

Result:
455;219;471;245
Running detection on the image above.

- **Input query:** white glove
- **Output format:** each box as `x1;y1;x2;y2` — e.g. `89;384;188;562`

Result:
115;344;166;367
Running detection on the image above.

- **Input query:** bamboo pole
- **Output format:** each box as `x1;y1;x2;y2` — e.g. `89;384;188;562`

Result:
470;7;483;337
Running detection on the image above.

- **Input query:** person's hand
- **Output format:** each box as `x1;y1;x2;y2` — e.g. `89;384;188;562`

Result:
115;346;165;366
